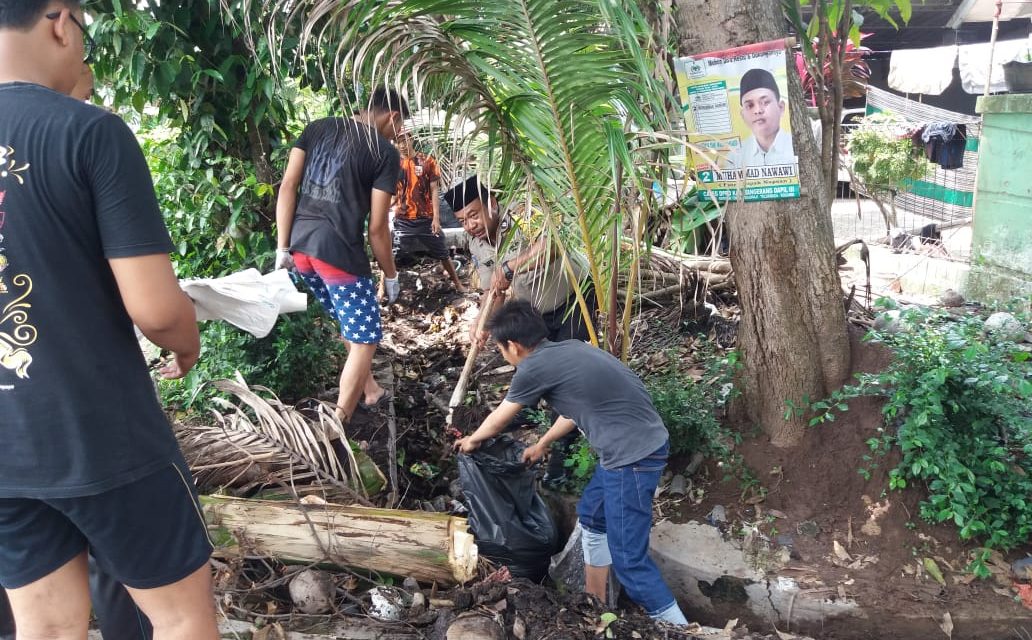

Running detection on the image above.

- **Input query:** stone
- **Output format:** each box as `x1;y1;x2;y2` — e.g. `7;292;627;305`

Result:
939;289;965;307
985;312;1025;342
1013;557;1032;581
368;586;409;621
669;474;688;496
288;569;334;615
446;614;505;640
797;521;820;538
432;495;450;512
776;534;795;548
873;309;903;334
707;505;727;526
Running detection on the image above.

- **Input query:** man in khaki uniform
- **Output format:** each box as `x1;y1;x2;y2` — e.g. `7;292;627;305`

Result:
443;175;596;347
444;176;597;485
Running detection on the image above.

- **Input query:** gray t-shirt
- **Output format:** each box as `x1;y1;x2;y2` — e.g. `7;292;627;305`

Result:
505;340;668;469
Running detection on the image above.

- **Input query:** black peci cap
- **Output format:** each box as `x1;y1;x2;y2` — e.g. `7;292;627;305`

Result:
739;68;781;103
442;175;490;211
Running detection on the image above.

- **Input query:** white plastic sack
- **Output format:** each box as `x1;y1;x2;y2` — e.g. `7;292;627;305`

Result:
180;268;308;338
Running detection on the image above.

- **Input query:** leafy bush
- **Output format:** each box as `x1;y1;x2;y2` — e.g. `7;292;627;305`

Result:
140;123;277;278
646;349;740;459
811;310;1032;569
161;303;347;411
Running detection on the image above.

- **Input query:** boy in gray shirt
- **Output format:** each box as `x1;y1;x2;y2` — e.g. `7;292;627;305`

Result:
454;301;688;625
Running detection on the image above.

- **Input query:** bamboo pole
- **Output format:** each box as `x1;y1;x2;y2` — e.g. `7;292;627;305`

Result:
201;496;478;586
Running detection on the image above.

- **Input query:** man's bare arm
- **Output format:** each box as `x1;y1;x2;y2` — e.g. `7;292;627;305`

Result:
369;188;398;279
109;254;199;379
276;148;306;250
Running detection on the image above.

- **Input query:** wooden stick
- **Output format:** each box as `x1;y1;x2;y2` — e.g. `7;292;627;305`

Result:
447;289;497;426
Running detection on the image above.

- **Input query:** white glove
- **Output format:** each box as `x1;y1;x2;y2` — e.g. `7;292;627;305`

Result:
274;248;294;271
384;276;400;303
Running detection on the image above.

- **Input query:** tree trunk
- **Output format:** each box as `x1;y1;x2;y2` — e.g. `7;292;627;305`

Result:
671;0;850;447
202;496;478;585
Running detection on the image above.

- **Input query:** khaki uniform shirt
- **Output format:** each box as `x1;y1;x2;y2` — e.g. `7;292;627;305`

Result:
469;227;587;314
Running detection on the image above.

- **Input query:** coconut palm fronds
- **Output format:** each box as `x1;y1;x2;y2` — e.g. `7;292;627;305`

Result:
176;375;379;506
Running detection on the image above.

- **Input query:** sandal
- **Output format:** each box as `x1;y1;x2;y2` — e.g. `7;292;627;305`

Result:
357;389;392;412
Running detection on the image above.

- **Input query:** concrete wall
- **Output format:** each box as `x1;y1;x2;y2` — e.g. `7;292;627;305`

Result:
964;94;1032;302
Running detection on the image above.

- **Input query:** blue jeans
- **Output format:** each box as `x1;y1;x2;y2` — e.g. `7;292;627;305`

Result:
576;441;676;616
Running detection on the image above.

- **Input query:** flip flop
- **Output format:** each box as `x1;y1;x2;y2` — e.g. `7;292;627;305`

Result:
358;389;392;412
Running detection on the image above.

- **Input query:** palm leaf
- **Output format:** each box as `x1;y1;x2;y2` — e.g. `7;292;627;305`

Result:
175;375;379;505
236;0;681;353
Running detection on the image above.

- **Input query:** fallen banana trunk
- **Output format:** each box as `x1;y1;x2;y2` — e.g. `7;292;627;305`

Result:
202;495;478;586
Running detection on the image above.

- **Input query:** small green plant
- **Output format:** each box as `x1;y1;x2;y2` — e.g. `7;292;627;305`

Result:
563;440;599;491
647;348;740;459
809;310;1032;566
846;113;931;233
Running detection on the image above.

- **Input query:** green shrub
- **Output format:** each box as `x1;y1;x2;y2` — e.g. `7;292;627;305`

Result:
811;310;1032;571
160;296;347;412
646;349;740;459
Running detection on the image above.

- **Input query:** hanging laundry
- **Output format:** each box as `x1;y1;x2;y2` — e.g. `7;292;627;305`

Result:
921;123;966;170
888;46;957;96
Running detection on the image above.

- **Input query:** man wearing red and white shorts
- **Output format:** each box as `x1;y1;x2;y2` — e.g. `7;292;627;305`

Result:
275;88;408;420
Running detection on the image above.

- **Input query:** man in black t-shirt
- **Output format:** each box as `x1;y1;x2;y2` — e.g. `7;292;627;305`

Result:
275;88;406;423
0;2;217;638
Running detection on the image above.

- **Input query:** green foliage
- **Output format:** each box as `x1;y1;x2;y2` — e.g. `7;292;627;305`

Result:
563;440;599;491
161;304;347;411
647;349;741;459
810;311;1032;562
87;1;326;167
666;191;724;254
846;114;931;196
140;123;276;278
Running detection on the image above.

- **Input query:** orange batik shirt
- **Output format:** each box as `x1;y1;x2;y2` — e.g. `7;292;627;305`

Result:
394;153;441;221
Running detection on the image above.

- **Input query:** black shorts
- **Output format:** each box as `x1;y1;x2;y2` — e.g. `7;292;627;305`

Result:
393;217;450;261
0;460;212;590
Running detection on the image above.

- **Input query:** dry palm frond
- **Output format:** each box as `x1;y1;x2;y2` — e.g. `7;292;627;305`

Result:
175;375;376;506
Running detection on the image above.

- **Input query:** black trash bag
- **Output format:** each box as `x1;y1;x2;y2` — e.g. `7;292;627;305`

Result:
458;435;559;581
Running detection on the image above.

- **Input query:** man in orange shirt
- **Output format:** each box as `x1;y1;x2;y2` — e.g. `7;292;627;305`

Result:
392;132;465;292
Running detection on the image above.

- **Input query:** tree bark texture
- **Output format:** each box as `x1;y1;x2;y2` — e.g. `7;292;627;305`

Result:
671;0;850;446
202;496;479;585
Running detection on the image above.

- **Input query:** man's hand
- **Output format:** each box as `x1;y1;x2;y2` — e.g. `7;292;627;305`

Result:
453;436;482;454
469;322;488;349
431;217;442;236
491;266;512;292
274;249;294;271
522;441;549;465
159;350;199;380
384;276;400;303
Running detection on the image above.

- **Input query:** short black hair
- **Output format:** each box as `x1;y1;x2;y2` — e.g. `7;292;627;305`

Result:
488;300;549;349
0;0;78;31
367;87;410;119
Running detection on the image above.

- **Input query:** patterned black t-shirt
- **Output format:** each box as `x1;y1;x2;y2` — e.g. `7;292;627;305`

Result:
0;83;181;498
289;118;400;276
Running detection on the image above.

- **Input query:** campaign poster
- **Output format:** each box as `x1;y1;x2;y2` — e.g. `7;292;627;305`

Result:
674;39;801;202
